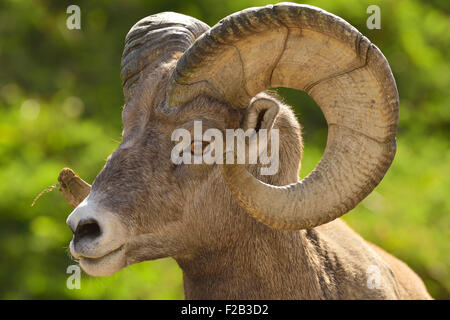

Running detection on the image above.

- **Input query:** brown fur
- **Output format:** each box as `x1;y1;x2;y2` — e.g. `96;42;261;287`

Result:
90;61;431;299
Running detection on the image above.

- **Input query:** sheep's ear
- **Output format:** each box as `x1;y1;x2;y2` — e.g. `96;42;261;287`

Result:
243;96;280;132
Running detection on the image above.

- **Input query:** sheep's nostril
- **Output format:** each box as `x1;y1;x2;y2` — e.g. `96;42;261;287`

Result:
74;218;102;243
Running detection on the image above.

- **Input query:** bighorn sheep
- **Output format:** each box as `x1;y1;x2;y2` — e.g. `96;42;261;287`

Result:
61;3;432;299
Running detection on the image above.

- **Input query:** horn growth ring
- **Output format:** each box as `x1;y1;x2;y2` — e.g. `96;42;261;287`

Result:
169;3;399;230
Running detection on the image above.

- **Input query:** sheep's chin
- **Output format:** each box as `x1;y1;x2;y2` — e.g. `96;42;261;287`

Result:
79;246;126;277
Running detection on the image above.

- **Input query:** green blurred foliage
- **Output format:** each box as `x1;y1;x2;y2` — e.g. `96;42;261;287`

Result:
0;0;448;299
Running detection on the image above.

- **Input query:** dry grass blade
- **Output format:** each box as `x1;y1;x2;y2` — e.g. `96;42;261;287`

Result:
31;184;59;207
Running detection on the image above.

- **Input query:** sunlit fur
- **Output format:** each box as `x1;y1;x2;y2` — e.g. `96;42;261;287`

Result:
87;61;431;299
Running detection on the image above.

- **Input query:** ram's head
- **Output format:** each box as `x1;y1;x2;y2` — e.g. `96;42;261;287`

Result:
62;4;398;277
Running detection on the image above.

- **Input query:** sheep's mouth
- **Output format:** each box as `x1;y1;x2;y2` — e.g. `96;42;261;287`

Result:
77;244;127;277
80;245;124;264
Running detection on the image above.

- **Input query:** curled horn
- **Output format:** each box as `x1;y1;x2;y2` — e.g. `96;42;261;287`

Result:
56;14;210;209
168;3;399;230
121;12;209;103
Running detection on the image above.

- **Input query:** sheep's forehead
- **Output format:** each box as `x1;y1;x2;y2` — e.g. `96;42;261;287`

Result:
122;60;243;135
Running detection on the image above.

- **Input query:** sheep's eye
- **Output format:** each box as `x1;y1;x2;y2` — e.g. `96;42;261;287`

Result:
190;141;210;155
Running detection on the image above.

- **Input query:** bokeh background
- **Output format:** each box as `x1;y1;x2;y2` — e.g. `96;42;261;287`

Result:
0;0;448;299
